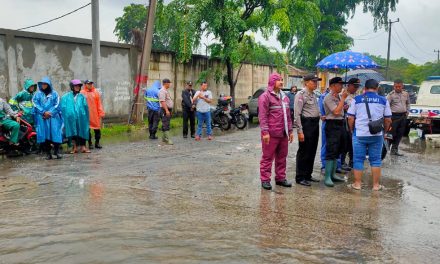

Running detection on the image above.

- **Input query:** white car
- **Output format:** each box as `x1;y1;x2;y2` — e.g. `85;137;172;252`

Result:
407;76;440;134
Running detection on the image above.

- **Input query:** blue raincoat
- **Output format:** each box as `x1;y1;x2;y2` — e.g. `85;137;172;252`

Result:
61;91;89;140
144;80;161;112
32;77;63;143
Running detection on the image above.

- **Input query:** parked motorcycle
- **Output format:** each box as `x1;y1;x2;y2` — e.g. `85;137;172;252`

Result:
0;119;37;156
211;95;232;131
230;104;248;129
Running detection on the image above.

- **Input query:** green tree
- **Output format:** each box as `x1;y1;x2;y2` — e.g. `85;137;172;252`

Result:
114;1;200;62
290;0;398;69
193;0;320;99
367;54;440;84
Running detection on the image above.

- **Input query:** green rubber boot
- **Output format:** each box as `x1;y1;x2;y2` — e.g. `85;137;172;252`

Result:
331;159;345;182
162;131;174;145
324;160;335;187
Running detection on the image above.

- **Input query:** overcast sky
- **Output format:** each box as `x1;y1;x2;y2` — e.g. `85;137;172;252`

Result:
0;0;438;65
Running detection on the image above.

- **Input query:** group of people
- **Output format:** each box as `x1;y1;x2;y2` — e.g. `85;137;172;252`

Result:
144;79;214;145
0;77;105;159
259;72;410;191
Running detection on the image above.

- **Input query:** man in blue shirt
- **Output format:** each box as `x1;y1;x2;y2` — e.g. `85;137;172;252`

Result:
286;85;297;122
144;80;161;139
347;79;392;191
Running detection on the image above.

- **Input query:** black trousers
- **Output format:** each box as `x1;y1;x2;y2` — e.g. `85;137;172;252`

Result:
182;108;195;136
160;108;172;132
290;109;295;123
148;110;160;135
296;117;320;182
340;119;353;166
325;120;345;160
391;113;406;152
43;140;60;154
88;129;101;144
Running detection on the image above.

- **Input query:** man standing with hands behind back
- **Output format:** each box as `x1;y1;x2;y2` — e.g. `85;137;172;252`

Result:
181;81;196;138
387;79;410;156
158;78;174;145
294;74;322;187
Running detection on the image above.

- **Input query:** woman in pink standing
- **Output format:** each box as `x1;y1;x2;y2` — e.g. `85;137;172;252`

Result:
258;73;294;190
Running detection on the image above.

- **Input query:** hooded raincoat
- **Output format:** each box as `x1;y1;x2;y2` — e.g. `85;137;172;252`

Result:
258;73;293;183
9;79;36;124
144;81;161;112
61;90;89;140
33;77;63;144
80;84;105;129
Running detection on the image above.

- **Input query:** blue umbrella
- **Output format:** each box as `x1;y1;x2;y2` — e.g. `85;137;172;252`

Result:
316;50;379;70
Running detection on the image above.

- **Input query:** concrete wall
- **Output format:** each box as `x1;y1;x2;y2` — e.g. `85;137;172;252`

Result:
0;28;307;119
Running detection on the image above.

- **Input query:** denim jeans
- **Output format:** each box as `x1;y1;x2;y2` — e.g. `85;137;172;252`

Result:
353;135;384;170
196;111;212;136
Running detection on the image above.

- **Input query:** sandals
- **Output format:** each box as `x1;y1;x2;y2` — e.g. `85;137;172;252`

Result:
347;183;361;190
347;184;385;191
372;185;385;191
69;149;78;154
81;149;91;153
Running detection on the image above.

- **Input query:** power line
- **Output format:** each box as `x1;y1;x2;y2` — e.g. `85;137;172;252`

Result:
391;33;427;62
17;3;91;31
352;31;385;40
351;29;377;38
394;30;431;61
399;21;432;55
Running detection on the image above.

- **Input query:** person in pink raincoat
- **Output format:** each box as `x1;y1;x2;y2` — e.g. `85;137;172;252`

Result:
258;73;294;190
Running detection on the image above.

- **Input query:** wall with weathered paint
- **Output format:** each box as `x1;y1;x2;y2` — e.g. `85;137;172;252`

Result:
0;28;307;119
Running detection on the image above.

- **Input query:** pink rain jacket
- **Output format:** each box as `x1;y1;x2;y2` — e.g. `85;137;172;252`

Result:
258;73;293;138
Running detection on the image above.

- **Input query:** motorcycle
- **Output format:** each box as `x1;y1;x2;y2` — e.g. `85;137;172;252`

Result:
211;96;232;131
230;104;248;129
0;118;38;156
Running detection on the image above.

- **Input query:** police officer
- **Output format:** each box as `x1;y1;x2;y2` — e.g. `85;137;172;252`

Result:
294;74;321;186
323;77;349;187
387;79;410;156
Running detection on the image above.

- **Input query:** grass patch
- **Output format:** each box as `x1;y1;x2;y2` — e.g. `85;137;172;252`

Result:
101;116;184;137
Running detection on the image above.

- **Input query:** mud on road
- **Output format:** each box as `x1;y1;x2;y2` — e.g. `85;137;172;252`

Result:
1;126;439;263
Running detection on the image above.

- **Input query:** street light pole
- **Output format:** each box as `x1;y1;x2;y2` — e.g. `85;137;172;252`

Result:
435;49;440;64
91;0;101;89
385;18;399;80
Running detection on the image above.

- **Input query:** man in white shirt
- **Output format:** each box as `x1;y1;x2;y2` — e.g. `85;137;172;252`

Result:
193;81;213;141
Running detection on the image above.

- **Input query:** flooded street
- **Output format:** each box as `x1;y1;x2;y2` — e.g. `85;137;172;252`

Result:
1;126;439;263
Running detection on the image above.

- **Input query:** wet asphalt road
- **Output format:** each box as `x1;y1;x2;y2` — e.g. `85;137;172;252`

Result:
0;125;439;263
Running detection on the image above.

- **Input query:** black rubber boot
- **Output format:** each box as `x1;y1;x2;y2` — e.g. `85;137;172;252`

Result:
53;143;62;159
45;143;52;160
95;140;102;149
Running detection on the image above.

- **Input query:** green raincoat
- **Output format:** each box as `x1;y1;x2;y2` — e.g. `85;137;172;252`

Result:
9;79;36;124
60;91;90;140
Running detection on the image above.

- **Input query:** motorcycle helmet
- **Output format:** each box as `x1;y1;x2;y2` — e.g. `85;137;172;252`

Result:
69;79;83;91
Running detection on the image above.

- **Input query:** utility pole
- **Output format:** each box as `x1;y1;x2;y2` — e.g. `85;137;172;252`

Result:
435;49;440;64
385;18;399;80
91;0;101;88
131;0;157;124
